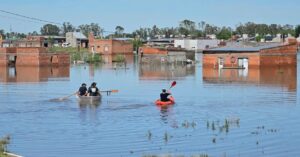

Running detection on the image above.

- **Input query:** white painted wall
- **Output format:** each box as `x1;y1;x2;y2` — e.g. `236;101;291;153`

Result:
174;39;220;51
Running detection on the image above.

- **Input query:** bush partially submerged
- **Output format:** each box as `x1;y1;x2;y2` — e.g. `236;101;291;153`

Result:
0;135;10;156
113;54;125;62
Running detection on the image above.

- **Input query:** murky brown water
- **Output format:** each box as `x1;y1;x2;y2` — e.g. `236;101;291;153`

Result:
0;54;299;157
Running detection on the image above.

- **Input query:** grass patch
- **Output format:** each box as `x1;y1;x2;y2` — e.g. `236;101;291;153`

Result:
112;54;125;62
85;53;102;63
48;47;103;63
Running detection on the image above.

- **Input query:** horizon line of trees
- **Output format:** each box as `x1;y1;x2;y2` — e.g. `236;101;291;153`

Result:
1;20;300;40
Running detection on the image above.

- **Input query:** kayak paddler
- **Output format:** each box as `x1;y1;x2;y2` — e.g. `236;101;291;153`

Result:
160;89;171;102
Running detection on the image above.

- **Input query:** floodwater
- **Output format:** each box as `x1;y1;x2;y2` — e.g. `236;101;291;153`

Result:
0;54;299;157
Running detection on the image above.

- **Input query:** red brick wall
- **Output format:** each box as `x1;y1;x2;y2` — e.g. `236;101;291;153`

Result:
260;55;296;66
89;33;133;55
112;40;133;54
260;44;297;54
202;52;260;68
0;47;69;66
141;47;168;55
90;39;113;54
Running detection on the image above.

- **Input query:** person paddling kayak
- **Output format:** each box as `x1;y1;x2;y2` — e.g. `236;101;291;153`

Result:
160;89;172;102
88;82;100;96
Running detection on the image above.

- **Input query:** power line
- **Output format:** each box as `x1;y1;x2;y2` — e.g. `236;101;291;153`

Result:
0;14;46;25
0;9;62;25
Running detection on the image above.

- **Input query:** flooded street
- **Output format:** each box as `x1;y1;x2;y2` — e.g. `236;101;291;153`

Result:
0;54;300;157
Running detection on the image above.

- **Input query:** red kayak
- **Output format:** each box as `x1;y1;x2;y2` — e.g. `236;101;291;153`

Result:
155;96;175;106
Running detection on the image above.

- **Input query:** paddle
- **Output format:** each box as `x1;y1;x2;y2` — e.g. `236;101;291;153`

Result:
100;90;119;96
50;92;77;102
169;81;177;90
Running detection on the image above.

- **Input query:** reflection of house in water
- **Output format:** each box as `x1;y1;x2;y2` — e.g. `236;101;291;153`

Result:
203;66;297;91
0;66;70;82
139;63;195;80
101;54;134;64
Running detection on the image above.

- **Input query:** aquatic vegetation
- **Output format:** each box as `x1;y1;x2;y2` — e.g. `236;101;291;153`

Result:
212;137;216;143
164;132;169;142
211;122;215;131
147;130;152;140
0;135;10;156
86;53;102;63
206;121;210;129
113;54;126;62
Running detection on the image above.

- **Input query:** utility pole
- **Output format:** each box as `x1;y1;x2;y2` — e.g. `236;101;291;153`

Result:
9;25;12;47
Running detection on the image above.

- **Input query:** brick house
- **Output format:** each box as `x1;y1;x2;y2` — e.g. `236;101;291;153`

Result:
139;46;193;63
88;33;133;55
0;47;70;66
203;40;297;69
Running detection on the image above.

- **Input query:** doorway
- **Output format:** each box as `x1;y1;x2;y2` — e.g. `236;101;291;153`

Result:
8;55;17;66
218;57;224;69
238;58;248;69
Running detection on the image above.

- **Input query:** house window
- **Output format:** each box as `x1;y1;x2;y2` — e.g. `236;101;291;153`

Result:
104;46;108;52
97;46;100;48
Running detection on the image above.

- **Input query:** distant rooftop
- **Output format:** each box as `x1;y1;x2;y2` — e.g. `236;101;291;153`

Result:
67;32;87;40
113;38;134;41
204;42;284;53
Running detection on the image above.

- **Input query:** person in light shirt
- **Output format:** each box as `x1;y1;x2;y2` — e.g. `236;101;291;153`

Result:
88;82;100;96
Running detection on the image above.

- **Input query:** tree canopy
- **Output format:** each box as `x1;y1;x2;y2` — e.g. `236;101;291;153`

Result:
40;24;60;36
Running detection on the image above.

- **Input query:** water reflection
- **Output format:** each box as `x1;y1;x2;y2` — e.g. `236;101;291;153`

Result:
157;105;179;128
101;54;134;64
203;66;297;91
139;63;195;80
79;103;101;123
0;66;70;83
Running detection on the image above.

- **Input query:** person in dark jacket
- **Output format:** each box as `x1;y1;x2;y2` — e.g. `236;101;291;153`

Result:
88;82;100;96
160;89;171;102
78;83;88;96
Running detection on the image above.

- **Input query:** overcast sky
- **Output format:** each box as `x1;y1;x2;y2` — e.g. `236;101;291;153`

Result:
0;0;299;33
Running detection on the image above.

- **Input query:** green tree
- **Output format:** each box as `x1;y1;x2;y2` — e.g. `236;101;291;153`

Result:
28;31;39;36
0;29;5;39
295;25;300;38
179;19;196;36
160;27;178;38
62;22;75;35
40;24;60;35
204;24;219;35
217;27;232;40
131;38;143;52
79;23;103;38
115;26;124;37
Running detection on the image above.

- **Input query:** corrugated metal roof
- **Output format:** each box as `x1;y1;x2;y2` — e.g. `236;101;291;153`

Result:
204;43;284;52
72;32;87;39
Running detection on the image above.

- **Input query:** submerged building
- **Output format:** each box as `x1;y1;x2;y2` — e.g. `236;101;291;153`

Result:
139;46;193;63
202;40;297;69
88;33;133;55
0;47;70;66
